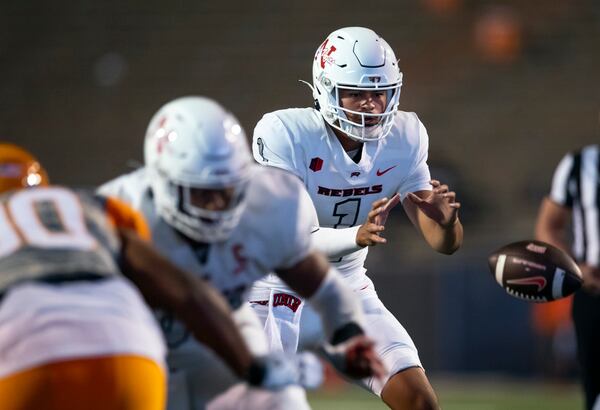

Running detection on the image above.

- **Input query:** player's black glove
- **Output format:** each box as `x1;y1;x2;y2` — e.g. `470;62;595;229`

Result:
245;352;323;390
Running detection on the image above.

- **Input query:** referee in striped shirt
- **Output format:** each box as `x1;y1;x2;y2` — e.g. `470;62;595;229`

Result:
536;144;600;410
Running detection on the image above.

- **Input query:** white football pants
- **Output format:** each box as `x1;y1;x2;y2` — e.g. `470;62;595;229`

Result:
249;278;423;396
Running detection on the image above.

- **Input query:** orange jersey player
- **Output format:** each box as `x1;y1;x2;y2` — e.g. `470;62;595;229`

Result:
0;143;286;410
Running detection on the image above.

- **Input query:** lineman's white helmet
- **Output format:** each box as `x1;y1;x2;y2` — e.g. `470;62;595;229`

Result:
311;27;403;142
144;96;251;243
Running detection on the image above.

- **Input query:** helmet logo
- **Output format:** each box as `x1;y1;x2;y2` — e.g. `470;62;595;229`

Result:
319;39;337;69
155;116;176;155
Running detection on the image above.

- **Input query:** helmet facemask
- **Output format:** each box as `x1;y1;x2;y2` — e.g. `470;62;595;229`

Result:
179;178;249;243
153;168;250;244
325;81;401;142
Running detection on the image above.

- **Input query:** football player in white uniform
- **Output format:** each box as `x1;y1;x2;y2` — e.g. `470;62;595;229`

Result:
250;27;463;410
99;96;384;410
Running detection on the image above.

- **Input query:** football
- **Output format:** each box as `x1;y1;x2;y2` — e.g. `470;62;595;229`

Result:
488;240;583;302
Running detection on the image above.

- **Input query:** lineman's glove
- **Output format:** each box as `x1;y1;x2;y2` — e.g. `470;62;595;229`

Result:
245;352;323;390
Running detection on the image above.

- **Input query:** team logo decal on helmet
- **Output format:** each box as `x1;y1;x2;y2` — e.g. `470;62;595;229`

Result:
309;27;403;142
154;116;178;155
318;39;337;69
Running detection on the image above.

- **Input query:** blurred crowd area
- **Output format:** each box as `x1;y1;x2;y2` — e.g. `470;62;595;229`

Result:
2;0;598;376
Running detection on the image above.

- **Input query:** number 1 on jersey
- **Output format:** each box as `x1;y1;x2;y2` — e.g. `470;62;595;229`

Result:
332;198;361;228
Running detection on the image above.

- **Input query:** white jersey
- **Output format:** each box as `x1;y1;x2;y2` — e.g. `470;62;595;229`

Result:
252;107;431;287
99;165;316;308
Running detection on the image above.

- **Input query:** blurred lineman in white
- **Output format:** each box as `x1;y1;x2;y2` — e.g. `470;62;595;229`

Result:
99;96;384;410
250;27;463;410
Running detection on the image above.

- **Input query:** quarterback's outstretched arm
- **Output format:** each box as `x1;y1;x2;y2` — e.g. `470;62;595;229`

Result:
403;180;463;255
311;196;399;258
311;226;363;259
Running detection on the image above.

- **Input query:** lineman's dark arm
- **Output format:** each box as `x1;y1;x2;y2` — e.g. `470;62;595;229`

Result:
117;228;252;378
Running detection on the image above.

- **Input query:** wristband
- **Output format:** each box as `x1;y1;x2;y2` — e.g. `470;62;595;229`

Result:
245;358;266;386
331;322;364;345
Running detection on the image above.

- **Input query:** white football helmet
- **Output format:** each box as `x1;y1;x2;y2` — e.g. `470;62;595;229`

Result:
144;96;252;243
311;27;403;142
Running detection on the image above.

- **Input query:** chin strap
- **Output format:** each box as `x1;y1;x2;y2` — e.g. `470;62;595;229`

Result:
298;79;315;93
298;79;321;111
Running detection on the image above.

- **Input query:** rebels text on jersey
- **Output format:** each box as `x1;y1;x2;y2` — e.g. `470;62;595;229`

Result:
252;107;431;284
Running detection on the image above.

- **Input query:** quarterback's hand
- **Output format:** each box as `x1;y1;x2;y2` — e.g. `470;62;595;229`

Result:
407;180;461;228
356;195;400;247
579;264;600;295
374;193;401;227
324;335;386;380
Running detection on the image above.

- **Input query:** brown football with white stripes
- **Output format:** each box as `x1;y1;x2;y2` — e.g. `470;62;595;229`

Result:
488;240;583;302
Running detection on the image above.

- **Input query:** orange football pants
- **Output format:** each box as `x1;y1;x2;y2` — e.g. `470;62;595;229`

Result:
0;354;166;410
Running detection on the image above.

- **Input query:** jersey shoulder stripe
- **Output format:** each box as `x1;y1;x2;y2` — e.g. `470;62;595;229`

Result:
98;195;151;241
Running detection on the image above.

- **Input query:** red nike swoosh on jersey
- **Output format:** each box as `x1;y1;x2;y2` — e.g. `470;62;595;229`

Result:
376;165;397;176
506;276;547;292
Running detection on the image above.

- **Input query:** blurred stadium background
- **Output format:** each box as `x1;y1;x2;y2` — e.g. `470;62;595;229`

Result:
2;0;598;408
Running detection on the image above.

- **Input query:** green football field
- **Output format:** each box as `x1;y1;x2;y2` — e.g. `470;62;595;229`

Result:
308;378;583;410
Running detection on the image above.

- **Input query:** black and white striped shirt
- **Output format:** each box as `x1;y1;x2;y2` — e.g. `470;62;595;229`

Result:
550;144;600;266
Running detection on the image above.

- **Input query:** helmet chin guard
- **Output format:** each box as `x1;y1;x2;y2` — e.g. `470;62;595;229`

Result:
311;27;403;142
144;96;252;243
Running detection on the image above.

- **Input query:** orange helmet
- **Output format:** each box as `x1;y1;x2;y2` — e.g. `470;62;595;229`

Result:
0;143;49;194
